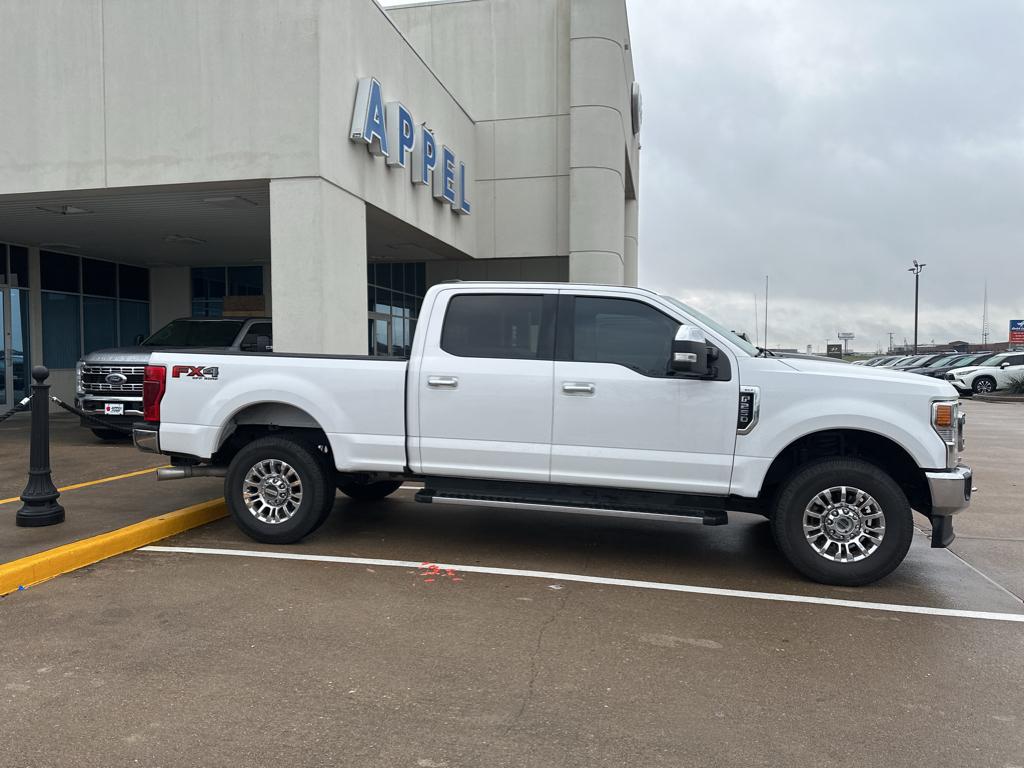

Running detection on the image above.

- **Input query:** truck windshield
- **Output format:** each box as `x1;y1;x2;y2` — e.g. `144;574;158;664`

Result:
661;296;758;356
143;319;245;347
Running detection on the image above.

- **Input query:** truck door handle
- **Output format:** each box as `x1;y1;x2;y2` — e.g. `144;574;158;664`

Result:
561;382;595;395
427;376;459;389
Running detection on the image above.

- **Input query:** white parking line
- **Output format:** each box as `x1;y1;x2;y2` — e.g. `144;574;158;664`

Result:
141;545;1024;624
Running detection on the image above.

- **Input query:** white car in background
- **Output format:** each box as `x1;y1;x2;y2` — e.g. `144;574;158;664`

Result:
946;351;1024;394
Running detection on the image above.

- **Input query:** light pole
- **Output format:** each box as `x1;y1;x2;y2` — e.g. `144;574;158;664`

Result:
908;260;926;353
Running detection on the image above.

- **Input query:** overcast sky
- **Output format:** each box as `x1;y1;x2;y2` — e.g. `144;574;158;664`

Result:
629;0;1024;351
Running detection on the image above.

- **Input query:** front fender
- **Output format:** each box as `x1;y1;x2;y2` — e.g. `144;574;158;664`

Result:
732;395;946;497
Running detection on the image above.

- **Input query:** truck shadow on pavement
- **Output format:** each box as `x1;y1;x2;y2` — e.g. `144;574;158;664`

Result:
178;491;998;606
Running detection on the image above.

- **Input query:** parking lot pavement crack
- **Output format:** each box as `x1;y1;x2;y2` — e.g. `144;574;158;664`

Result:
502;587;572;738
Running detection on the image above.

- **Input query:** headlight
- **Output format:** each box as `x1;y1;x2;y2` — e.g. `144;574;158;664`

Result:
75;361;84;395
932;400;959;467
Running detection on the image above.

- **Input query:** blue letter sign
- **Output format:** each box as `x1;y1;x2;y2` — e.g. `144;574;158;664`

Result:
349;77;388;157
433;145;457;205
385;102;415;168
456;161;471;215
413;125;436;187
350;78;469;215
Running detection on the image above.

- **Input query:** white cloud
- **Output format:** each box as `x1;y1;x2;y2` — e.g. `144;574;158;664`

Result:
630;0;1024;349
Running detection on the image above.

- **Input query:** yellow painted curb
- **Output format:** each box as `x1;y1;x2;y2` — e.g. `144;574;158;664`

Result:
0;498;227;596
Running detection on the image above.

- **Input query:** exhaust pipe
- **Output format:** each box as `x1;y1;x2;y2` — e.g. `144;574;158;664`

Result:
157;466;227;481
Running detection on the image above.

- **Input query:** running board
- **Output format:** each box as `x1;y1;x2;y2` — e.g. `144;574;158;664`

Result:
415;487;728;526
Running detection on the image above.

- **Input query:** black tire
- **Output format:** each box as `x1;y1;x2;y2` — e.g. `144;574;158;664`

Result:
770;458;914;586
91;428;128;441
225;437;334;544
972;375;996;394
336;478;403;502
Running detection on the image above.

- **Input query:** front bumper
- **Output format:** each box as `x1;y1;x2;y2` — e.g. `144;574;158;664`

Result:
925;465;973;516
133;424;160;454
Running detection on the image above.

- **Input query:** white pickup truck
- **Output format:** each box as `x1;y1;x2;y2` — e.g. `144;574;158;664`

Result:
134;282;972;586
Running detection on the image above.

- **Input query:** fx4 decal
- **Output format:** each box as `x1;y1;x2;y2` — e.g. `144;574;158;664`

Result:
171;365;220;380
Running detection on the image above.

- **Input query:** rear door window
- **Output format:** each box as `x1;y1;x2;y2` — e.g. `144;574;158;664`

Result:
441;294;550;359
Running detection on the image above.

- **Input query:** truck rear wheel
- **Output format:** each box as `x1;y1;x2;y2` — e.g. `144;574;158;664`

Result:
225;437;334;544
771;458;913;586
336;478;403;502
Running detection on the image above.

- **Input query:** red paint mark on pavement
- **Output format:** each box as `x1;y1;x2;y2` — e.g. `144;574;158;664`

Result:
419;562;463;584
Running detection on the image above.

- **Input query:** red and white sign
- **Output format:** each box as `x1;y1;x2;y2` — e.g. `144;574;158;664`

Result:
1011;320;1024;345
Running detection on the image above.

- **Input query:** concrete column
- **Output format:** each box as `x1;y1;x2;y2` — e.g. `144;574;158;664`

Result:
568;0;628;285
270;177;367;355
149;266;190;330
624;198;638;287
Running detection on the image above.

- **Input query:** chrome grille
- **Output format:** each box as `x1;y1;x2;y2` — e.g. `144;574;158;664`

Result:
81;364;145;395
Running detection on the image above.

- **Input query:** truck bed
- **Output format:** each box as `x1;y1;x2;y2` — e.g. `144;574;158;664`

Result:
150;350;409;472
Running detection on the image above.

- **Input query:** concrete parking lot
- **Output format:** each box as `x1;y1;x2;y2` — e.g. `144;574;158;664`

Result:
2;403;1023;767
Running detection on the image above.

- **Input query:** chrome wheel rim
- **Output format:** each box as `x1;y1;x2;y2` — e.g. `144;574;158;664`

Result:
802;486;885;563
242;459;303;524
976;379;994;393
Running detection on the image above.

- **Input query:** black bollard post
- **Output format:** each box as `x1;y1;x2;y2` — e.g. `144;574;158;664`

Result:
16;366;65;527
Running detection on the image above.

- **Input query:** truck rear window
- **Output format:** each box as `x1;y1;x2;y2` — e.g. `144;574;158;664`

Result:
143;319;245;347
441;294;545;359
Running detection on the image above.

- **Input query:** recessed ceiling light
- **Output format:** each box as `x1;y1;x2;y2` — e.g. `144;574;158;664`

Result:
163;234;207;245
203;196;259;209
36;204;92;215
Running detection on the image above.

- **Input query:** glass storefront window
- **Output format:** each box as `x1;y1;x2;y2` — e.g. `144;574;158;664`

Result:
118;264;150;301
83;296;118;352
82;258;117;298
11;290;31;395
7;245;29;288
366;261;426;356
40;250;80;293
228;266;263;296
42;292;81;369
23;247;151;367
191;266;263;317
119;300;150;345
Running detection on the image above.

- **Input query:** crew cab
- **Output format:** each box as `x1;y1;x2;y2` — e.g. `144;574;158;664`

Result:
133;282;973;586
76;317;272;439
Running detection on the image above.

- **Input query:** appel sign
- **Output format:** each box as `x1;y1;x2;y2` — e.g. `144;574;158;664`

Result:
349;77;471;216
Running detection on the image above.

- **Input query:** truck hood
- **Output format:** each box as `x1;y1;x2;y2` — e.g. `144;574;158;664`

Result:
80;346;153;364
81;345;234;364
776;356;959;397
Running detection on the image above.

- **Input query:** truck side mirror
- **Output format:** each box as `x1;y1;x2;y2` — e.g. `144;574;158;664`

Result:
133;334;145;345
670;325;710;377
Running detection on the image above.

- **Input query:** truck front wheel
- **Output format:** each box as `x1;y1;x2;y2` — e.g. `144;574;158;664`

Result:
771;458;914;586
225;437;334;544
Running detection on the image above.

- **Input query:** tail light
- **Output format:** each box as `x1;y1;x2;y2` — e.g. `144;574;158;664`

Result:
143;365;166;422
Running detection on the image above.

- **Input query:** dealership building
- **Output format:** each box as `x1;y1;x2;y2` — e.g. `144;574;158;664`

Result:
0;0;641;404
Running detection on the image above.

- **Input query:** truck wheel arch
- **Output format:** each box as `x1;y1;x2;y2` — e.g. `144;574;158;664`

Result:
757;428;932;516
213;402;330;465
